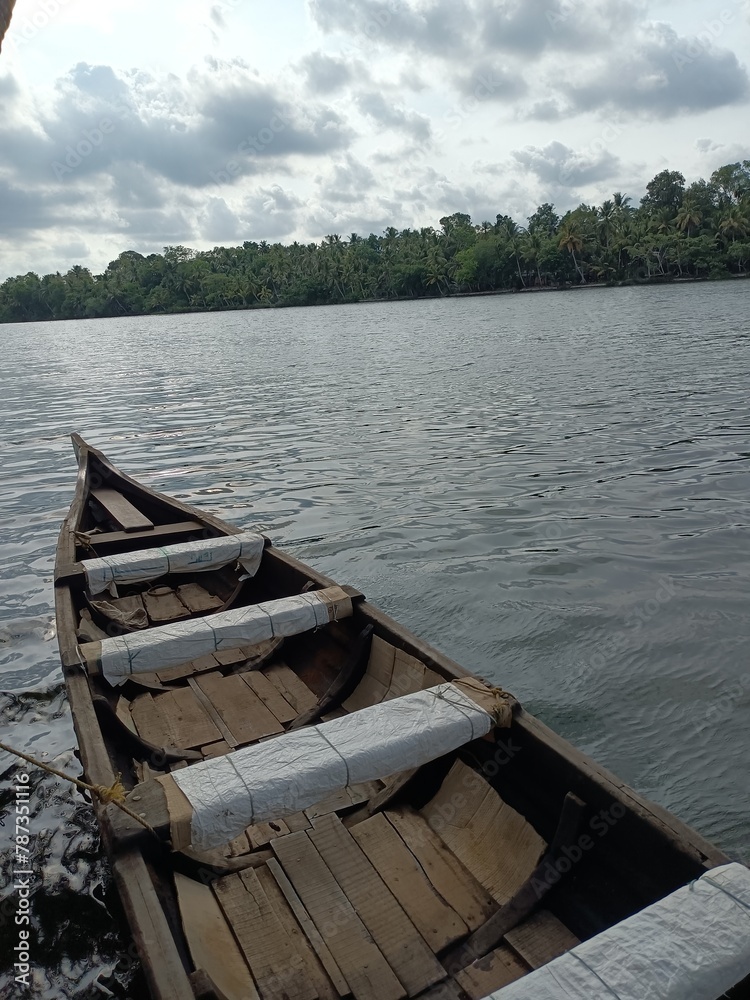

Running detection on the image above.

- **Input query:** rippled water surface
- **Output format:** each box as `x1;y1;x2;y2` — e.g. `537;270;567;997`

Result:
1;283;749;995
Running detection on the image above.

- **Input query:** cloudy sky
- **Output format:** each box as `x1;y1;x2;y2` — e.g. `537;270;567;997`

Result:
0;0;749;277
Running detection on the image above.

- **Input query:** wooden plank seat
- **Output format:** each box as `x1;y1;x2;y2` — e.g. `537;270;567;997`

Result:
81;519;204;548
90;487;154;532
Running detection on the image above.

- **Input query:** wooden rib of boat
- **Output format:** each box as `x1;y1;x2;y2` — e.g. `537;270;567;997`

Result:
54;435;748;1000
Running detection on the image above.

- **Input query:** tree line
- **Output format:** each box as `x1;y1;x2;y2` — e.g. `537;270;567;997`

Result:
2;163;749;323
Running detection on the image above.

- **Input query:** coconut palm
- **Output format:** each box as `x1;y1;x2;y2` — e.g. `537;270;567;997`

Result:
718;206;750;242
675;201;703;237
558;225;585;283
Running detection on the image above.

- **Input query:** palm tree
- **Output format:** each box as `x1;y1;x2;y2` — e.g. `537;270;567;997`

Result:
718;206;750;242
425;247;450;294
521;231;545;286
675;201;703;237
497;219;526;287
559;226;585;283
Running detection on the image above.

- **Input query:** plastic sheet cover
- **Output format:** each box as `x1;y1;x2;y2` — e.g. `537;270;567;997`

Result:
99;588;335;685
490;862;750;1000
171;682;494;849
82;530;264;595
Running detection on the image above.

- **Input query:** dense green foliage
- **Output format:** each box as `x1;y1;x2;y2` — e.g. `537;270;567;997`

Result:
2;163;750;323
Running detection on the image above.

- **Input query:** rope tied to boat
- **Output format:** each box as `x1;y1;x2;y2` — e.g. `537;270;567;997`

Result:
451;676;515;727
0;740;156;835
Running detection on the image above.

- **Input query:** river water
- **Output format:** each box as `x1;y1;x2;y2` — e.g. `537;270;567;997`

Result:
1;282;749;996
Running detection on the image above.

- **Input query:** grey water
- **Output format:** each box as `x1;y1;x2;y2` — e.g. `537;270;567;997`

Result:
0;282;749;996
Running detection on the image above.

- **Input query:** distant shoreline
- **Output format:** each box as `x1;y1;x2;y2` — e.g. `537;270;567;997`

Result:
1;271;748;324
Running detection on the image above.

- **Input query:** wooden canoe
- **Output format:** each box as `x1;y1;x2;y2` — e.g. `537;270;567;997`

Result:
54;435;747;1000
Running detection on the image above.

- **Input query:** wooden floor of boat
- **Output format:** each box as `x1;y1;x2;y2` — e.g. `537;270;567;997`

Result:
176;800;579;1000
116;630;580;998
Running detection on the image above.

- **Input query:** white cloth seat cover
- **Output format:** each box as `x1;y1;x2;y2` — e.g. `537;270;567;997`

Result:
82;530;264;595
97;586;350;685
168;682;494;850
491;862;750;1000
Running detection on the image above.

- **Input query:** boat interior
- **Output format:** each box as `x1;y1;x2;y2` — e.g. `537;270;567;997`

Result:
59;446;738;1000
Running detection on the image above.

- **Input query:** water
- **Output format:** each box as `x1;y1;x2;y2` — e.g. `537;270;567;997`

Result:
1;282;748;995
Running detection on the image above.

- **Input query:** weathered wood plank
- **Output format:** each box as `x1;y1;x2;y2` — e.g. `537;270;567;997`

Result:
305;782;380;822
214;869;316;1000
115;695;137;734
309;813;445;996
454;945;529;999
156;687;222;750
247;820;290;850
241;669;298;724
266;857;350;997
386;649;425;699
113;852;194;1000
174;872;260;1000
214;647;250;667
83;519;202;547
196;672;284;745
156;653;220;684
272;832;405;1000
265;663;319;713
202;740;231;759
130;693;173;747
176;582;223;614
352;813;468;953
421;761;546;905
91;487;154;532
285;812;312;833
504;910;579;969
143;587;190;624
350;770;418;821
187;676;239;748
256;866;339;1000
342;674;388;713
385;809;496;932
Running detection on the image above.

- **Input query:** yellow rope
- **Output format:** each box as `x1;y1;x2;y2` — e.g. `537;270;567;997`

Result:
0;741;156;834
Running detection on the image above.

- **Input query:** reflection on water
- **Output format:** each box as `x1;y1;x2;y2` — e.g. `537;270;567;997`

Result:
0;282;748;994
